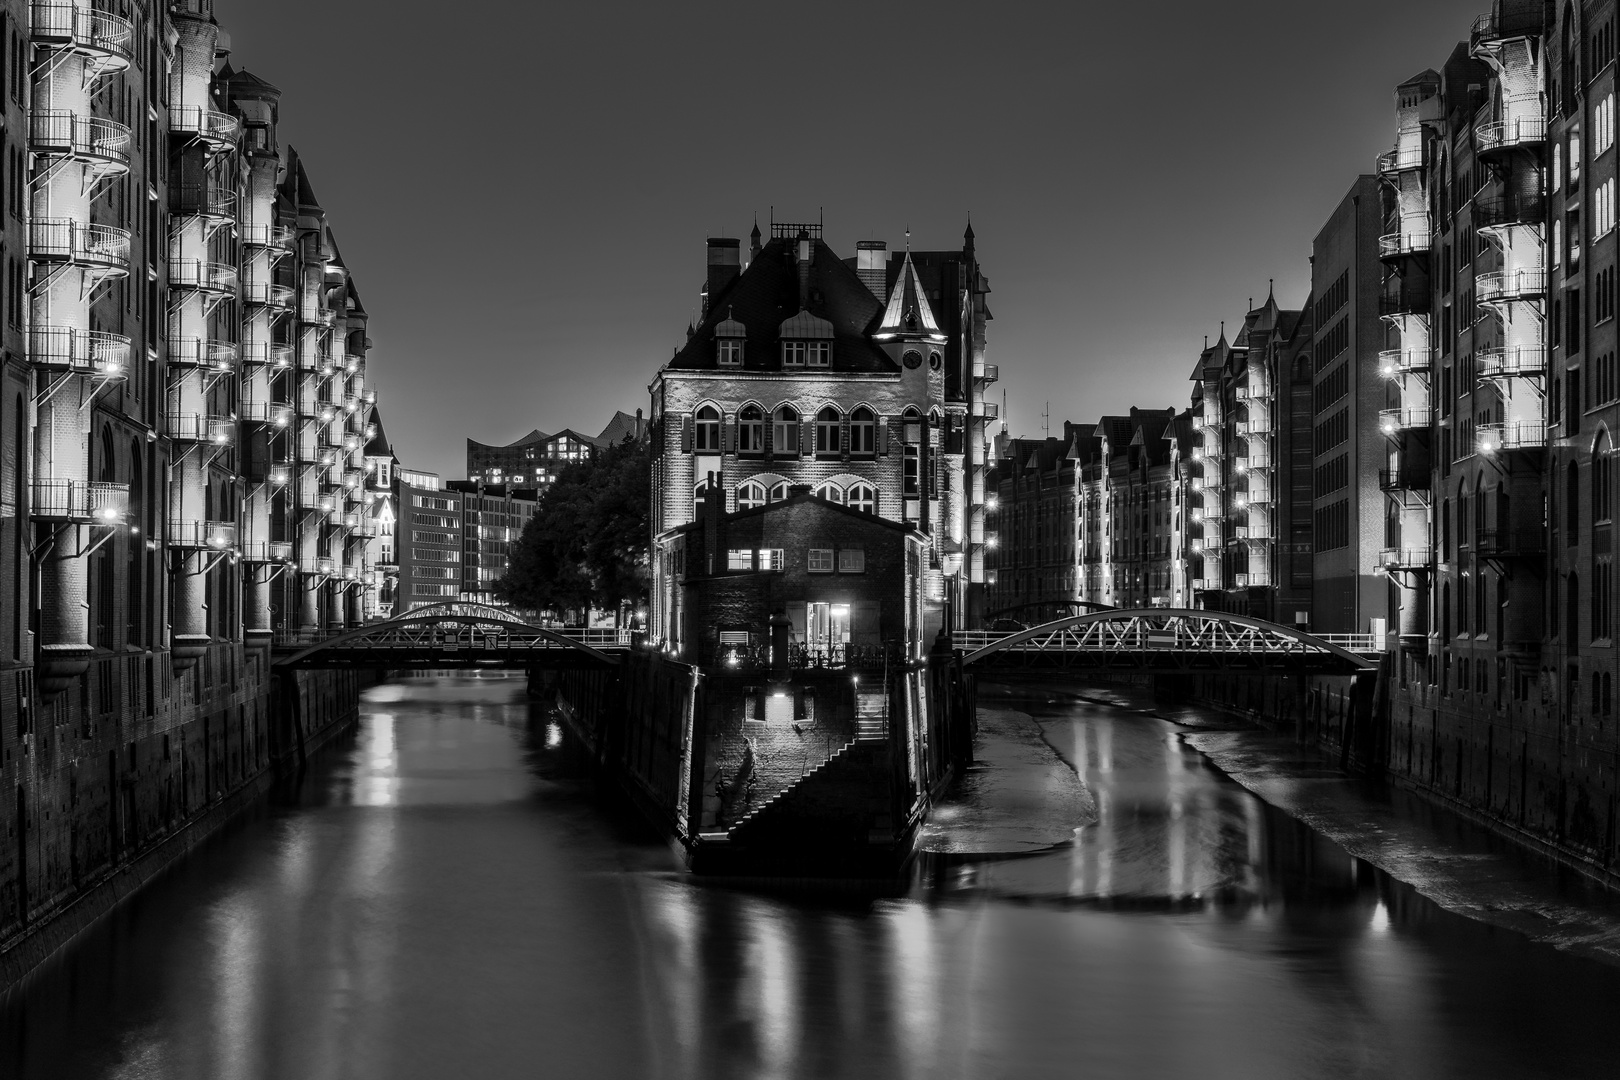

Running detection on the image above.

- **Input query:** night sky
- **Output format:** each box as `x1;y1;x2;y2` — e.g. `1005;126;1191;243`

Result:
216;0;1487;477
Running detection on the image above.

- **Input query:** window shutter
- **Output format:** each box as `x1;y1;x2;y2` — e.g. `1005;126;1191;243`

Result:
681;415;692;454
878;416;890;455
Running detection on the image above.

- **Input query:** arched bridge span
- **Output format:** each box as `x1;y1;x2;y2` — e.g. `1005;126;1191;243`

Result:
955;609;1380;676
271;602;630;670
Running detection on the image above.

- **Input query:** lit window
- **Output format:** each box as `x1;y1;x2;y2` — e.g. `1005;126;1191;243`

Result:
719;339;743;366
815;406;841;454
850;406;875;455
847;483;876;514
808;548;834;572
738;480;766;509
727;549;781;570
783;341;807;366
738;405;764;454
838;548;866;573
772;405;800;456
814;482;844;504
694;405;721;452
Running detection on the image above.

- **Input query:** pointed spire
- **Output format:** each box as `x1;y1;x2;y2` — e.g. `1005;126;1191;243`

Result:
877;250;943;338
749;215;761;261
964;215;975;250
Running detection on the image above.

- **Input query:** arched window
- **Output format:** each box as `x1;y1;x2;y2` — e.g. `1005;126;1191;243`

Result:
850;406;875;455
737;480;766;510
772;405;800;457
814;481;844;504
1458;573;1470;634
127;446;143;646
1594;433;1613;521
815;406;841;454
738;404;764;454
768;481;789;503
847;483;876;514
1568;461;1581;535
694;405;720;453
94;428;116;648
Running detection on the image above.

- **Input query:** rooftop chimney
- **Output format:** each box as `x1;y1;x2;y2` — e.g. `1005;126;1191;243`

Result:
705;238;741;317
856;240;888;297
795;229;812;310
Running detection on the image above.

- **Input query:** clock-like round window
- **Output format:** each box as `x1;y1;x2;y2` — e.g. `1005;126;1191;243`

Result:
928;351;943;371
903;350;923;369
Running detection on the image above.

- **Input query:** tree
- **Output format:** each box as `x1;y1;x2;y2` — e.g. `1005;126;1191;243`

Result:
495;437;650;621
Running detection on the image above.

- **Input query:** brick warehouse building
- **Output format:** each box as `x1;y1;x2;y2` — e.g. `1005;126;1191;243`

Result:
648;220;997;644
0;1;384;945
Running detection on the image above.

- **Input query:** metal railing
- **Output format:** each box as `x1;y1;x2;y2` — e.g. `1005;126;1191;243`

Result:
300;307;336;328
239;399;292;427
240;539;294;562
168;413;235;444
32;478;127;522
1377;546;1433;569
172;183;237;219
240;342;293;368
1477;115;1548;152
1375;144;1424;173
1474;526;1546;557
29;326;129;374
242;280;295;307
1476;267;1546;302
1477;420;1547;453
169;519;237;549
170;104;240;146
1476;345;1546;378
1379;406;1429;434
169;259;237;292
714;641;907;671
241;222;296;248
1378;467;1430;491
167;336;237;370
29;219;131;270
1378;231;1431;257
1233;571;1272;587
1234;523;1273;540
1378;347;1431;377
1317;633;1384;653
30;3;134;64
1474;192;1545;226
29;110;131;166
1378;292;1430;317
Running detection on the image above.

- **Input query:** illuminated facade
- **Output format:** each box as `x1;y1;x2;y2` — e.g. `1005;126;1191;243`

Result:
648;221;995;648
444;480;538;604
466;410;643;487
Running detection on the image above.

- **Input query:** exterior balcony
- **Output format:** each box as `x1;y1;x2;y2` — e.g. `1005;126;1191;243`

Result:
1477;420;1547;453
300;307;336;329
1476;267;1546;303
1474;192;1545;226
170;104;240;151
1476;113;1548;155
172;183;237;223
1471;8;1545;48
169;259;237;294
167;336;237;372
242;280;295;308
342;352;366;374
1378;466;1431;491
1241;444;1271;469
240;399;293;428
1378;230;1432;259
29;219;131;275
1379;406;1429;435
340;511;363;532
31;478;126;522
1476;344;1546;378
1379;347;1431;377
241;222;295;249
342;468;365;490
1475;526;1546;558
168;413;235;445
299;555;337;577
241;342;293;368
1376;144;1424;175
342;432;363;453
169;519;237;550
1377;546;1433;571
1234;385;1272;403
29;111;131;175
29;2;134;74
268;465;292;487
30;326;129;376
240;539;293;563
1233;523;1272;541
169;0;215;21
364;422;379;441
1234;414;1271;437
360;388;378;407
1233;570;1272;588
972;361;999;383
1378;289;1431;317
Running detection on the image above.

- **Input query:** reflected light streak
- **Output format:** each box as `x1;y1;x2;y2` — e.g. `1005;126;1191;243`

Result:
886;902;941;1075
355;712;400;807
746;903;798;1076
210;894;262;1080
1370;901;1391;933
545;721;562;748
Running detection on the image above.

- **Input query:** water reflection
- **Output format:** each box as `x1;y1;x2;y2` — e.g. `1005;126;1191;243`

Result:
5;678;1620;1079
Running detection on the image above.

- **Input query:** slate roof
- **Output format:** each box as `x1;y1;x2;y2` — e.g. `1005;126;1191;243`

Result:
876;252;945;340
666;237;896;373
365;406;392;457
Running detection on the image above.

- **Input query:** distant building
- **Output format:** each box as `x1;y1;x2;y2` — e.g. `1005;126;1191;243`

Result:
466;411;645;487
365;408;399;619
395;480;463;609
985;431;1080;615
445;481;540;604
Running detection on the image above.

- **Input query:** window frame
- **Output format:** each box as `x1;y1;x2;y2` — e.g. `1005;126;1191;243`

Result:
807;548;834;573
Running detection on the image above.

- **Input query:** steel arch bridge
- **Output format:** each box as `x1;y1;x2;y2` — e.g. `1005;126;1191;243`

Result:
271;602;631;670
954;609;1380;676
982;599;1114;625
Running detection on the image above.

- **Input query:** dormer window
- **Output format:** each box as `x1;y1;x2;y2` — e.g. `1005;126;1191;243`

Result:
719;339;743;365
779;309;834;369
808;341;831;366
715;309;746;366
783;341;807;367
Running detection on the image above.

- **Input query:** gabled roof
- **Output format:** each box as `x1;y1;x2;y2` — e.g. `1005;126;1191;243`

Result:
875;251;944;340
595;410;643;446
666;237;894;373
670;491;919;536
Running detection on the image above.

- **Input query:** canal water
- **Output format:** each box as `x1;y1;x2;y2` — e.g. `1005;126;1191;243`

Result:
5;675;1620;1079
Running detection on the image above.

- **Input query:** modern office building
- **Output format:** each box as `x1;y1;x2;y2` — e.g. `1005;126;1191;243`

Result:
466;410;644;487
444;480;539;604
395;478;462;611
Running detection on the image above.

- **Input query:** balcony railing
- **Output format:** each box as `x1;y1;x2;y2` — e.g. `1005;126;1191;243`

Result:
1375;144;1424;174
299;555;337;577
1379;348;1431;377
241;222;295;248
973;362;999;383
1471;8;1545;47
1234;415;1271;437
242;280;295;307
172;183;237;220
1378;231;1432;258
32;478;127;522
300;307;336;328
169;259;237;293
268;466;292;487
1477;420;1547;452
1379;406;1429;434
240;539;294;563
1233;571;1272;588
240;399;293;427
168;413;235;445
170;104;240;148
1474;192;1545;226
169;519;237;549
29;111;131;169
713;641;907;673
167;337;237;371
1378;467;1430;491
240;342;293;368
29;3;134;69
1477;115;1548;153
30;326;129;375
1378;546;1433;570
1378;291;1430;317
1476;345;1546;378
1474;527;1546;558
169;0;214;19
342;352;366;374
1476;267;1546;302
1233;523;1272;540
29;219;131;272
1234;385;1272;402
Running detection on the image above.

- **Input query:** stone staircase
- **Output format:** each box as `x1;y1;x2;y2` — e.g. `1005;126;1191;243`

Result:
726;739;893;849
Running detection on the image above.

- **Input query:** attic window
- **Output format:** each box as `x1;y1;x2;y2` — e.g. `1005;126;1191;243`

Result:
718;339;743;365
782;340;830;367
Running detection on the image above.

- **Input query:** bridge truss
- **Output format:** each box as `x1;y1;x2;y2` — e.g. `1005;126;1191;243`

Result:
956;609;1380;675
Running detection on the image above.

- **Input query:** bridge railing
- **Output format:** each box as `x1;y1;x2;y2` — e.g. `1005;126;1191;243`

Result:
271;622;642;650
954;624;1386;657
